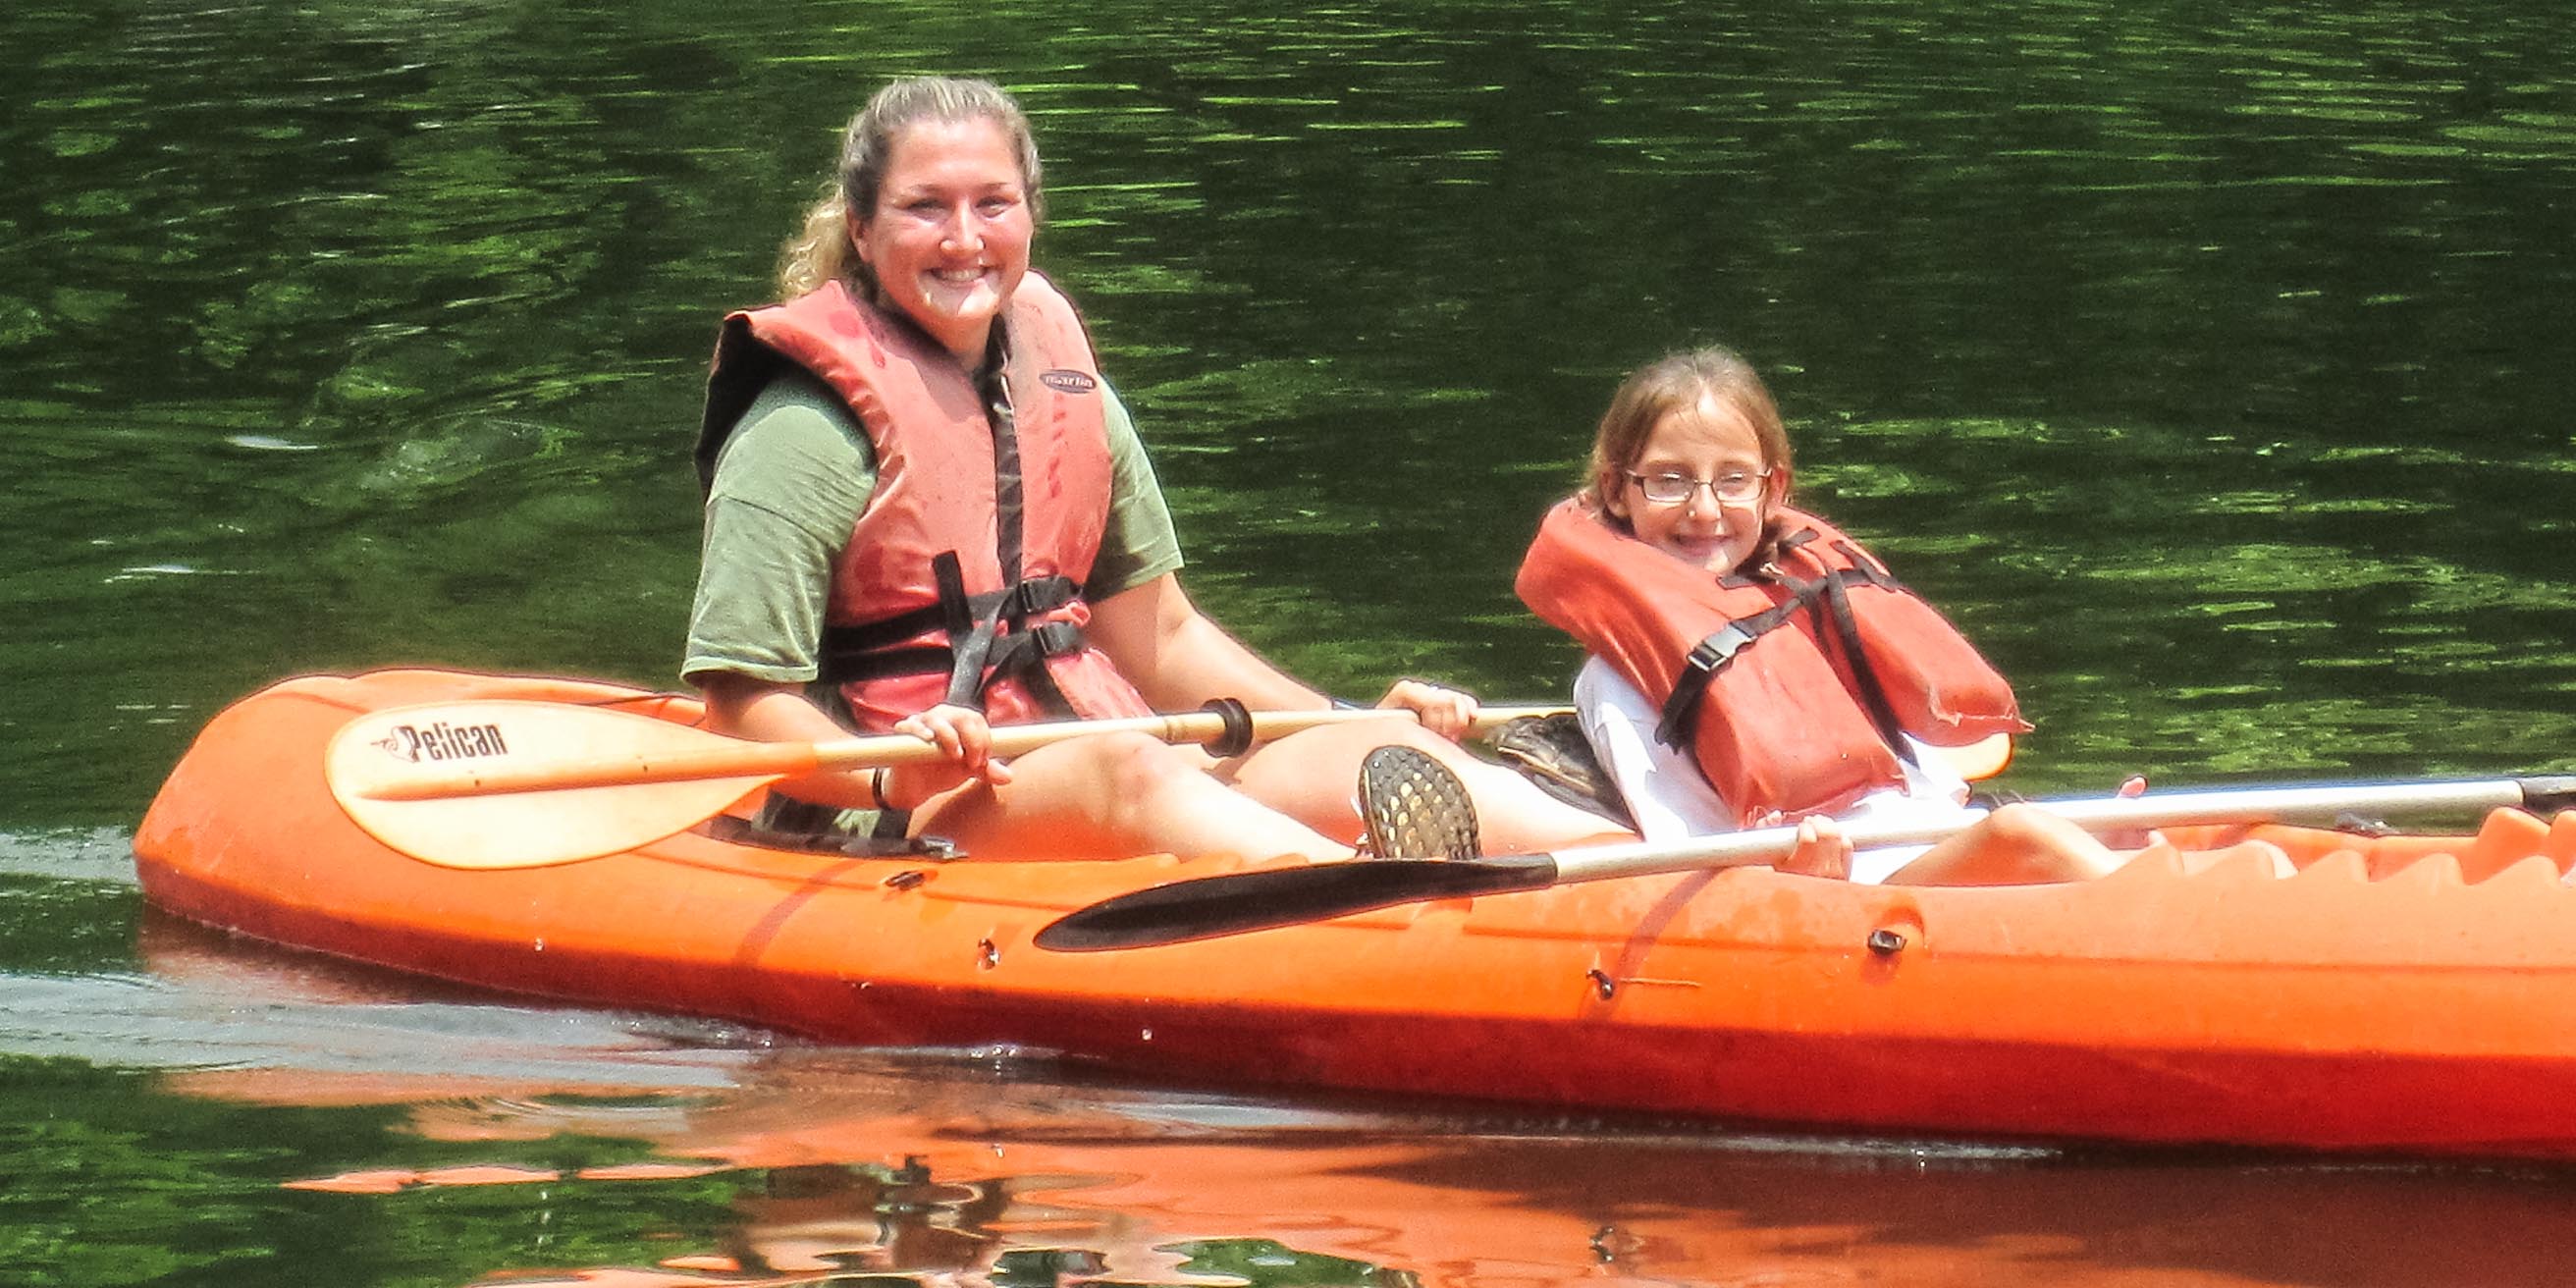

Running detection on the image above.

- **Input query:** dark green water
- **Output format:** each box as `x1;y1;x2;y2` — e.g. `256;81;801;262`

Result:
9;1;2576;1283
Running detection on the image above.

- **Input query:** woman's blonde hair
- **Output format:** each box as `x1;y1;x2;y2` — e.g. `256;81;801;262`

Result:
1583;346;1794;526
776;77;1045;299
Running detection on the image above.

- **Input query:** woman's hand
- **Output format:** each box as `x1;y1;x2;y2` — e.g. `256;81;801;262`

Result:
883;703;1015;808
1376;678;1478;742
1780;815;1853;880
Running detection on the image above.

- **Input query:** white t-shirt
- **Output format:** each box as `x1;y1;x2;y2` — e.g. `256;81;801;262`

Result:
1574;656;1983;885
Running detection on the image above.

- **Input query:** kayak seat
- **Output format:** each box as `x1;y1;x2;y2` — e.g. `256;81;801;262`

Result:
705;796;960;860
1490;714;1635;828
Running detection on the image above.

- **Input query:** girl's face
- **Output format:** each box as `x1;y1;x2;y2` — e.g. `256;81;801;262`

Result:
1603;397;1785;573
852;116;1034;364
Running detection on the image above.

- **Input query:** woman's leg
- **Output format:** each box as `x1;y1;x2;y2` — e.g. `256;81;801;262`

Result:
1224;723;1635;855
910;730;1351;861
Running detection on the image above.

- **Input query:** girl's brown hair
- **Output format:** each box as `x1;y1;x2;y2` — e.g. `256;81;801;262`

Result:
775;77;1045;300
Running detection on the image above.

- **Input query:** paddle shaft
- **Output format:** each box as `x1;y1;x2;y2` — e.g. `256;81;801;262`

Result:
1032;775;2576;951
356;703;1565;801
1549;776;2568;886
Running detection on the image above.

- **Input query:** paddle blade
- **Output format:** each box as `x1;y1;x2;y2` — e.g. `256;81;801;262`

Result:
325;701;785;870
1033;854;1559;952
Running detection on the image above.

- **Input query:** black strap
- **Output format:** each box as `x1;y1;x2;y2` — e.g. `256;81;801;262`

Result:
1828;538;1905;591
1815;567;1917;767
820;610;1092;718
1769;534;1916;768
821;577;1080;659
981;355;1027;589
931;553;996;709
1649;527;1923;765
1653;592;1811;750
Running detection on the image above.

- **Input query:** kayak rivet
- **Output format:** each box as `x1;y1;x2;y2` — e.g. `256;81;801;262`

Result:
978;939;999;970
884;869;926;890
1867;929;1907;955
1586;968;1616;1000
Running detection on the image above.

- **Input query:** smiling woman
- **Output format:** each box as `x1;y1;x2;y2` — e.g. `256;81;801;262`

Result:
849;116;1036;364
679;76;1625;866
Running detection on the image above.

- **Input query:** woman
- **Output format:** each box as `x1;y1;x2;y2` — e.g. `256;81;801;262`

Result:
1516;347;2277;884
684;77;1622;862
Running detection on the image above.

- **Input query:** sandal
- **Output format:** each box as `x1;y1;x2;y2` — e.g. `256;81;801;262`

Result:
1491;712;1633;826
1358;745;1481;860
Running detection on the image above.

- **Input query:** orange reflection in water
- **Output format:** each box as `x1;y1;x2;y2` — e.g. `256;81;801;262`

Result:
168;1051;2576;1288
139;914;2576;1288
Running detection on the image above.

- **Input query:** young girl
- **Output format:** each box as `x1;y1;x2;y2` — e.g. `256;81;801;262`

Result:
1518;347;2166;885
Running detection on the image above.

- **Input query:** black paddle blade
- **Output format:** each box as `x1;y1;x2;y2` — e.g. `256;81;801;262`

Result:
2523;777;2576;816
1033;854;1561;952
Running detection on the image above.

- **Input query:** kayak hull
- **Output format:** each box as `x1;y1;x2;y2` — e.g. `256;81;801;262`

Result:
134;670;2576;1159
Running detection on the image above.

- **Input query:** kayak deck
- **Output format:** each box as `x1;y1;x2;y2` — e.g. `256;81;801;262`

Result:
134;669;2576;1160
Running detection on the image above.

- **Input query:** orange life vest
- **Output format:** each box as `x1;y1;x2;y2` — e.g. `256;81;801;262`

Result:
1516;497;2029;826
697;276;1153;731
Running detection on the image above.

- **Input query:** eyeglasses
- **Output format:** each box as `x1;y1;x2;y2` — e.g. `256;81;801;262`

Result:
1624;468;1771;506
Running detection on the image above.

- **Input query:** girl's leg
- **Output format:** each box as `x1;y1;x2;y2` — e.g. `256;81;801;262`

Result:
1223;723;1635;855
1882;803;2121;886
1882;803;2294;885
910;731;1350;861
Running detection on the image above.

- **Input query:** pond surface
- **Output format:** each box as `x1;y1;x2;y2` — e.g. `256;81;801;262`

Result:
7;0;2576;1283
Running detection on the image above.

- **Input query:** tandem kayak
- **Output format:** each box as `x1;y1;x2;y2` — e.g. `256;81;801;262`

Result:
134;669;2576;1160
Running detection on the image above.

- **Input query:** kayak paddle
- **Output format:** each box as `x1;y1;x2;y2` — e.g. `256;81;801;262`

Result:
1032;775;2576;951
326;698;1566;871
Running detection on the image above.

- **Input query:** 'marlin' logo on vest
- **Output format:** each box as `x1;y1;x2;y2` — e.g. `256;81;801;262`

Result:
1038;369;1098;394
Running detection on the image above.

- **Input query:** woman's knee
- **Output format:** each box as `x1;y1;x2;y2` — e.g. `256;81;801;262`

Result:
1062;731;1211;809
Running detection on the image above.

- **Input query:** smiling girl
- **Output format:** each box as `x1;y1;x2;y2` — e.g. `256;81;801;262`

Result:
1517;346;2174;884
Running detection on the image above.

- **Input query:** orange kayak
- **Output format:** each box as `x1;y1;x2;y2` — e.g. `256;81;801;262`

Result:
134;669;2576;1160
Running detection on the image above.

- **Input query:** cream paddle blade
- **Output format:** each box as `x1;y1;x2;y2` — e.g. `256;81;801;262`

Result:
324;700;833;870
326;699;1573;870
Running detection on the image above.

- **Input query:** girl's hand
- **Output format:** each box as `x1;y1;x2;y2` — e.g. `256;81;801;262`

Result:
884;703;1014;808
1376;678;1478;742
1781;815;1853;880
2105;773;2160;851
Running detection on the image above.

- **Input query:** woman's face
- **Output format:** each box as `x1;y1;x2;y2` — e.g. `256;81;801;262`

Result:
852;116;1034;364
1603;397;1784;574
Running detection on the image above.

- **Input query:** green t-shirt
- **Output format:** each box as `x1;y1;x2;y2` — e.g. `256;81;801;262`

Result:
682;367;1184;688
